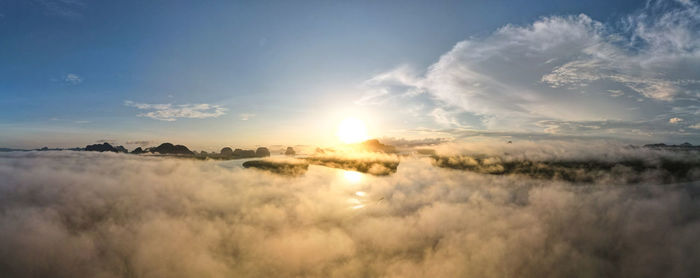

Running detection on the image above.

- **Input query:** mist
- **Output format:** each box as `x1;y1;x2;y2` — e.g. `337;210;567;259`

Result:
1;148;699;277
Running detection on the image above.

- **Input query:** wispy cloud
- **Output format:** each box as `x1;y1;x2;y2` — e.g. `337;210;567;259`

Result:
34;0;85;18
46;117;89;124
535;119;685;137
124;100;227;121
125;140;151;146
63;73;82;85
239;113;255;121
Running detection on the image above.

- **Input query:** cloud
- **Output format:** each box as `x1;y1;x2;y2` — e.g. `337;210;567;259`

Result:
430;139;700;162
360;0;700;140
126;140;151;146
379;137;450;147
536;118;688;136
239;113;255;121
34;0;85;18
63;73;82;85
357;65;424;106
0;148;698;277
124;100;227;121
672;105;700;116
539;0;700;101
607;89;625;97
430;139;700;184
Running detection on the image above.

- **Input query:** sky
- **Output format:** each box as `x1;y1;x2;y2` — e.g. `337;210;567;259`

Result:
0;0;698;150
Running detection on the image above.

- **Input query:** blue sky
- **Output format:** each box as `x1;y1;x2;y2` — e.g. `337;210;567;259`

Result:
1;0;698;150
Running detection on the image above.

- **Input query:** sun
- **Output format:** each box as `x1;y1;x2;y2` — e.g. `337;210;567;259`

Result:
336;117;368;144
342;170;363;183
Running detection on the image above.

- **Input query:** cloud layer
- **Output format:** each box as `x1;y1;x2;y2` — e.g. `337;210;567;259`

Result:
124;100;227;121
0;149;698;277
361;0;700;141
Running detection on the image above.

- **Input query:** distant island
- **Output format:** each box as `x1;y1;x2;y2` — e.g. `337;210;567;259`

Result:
85;142;276;160
642;142;700;150
3;141;698;154
85;143;128;153
3;141;699;179
0;141;296;160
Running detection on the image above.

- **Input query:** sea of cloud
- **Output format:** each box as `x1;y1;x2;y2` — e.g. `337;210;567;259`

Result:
432;140;699;162
0;148;699;277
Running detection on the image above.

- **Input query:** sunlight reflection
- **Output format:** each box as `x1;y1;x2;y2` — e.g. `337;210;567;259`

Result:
343;170;363;183
348;197;366;210
351;204;366;210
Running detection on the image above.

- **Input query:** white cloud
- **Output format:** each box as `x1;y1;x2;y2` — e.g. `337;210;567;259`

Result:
63;73;82;85
360;1;700;139
124;100;227;121
357;65;424;105
669;117;684;123
538;0;700;102
430;107;464;127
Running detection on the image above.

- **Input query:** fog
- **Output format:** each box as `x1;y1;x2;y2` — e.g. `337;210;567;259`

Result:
0;148;699;277
432;140;697;162
429;141;700;185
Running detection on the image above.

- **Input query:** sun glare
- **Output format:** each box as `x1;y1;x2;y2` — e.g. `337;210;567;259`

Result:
343;170;363;183
336;117;368;144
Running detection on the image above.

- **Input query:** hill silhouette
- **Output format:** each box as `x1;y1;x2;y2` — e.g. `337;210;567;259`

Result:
85;143;128;153
146;143;194;155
